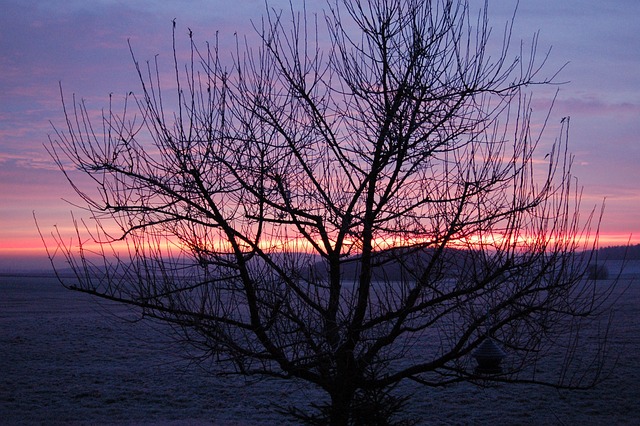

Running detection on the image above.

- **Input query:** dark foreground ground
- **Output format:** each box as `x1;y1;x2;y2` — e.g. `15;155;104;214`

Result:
1;262;639;425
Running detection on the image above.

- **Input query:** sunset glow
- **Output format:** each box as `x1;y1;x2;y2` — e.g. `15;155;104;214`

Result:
1;0;639;271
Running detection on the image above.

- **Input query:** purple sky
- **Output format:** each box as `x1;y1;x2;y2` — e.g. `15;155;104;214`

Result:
1;0;639;268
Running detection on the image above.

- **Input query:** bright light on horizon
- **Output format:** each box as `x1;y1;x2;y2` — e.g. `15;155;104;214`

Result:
3;230;637;273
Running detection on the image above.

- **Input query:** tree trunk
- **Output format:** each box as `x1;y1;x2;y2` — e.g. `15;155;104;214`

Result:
329;385;355;426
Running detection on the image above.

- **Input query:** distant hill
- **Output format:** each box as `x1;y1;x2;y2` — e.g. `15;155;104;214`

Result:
596;244;640;260
308;247;487;283
309;244;640;282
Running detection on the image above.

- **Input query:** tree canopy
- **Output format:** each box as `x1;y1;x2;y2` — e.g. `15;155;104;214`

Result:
43;1;615;424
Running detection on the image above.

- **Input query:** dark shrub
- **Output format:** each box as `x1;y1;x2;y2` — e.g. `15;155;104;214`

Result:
587;263;609;280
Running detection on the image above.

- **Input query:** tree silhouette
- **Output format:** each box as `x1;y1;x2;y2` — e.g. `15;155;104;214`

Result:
44;1;614;424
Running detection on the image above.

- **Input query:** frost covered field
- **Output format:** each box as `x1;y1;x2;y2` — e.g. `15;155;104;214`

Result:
2;262;639;425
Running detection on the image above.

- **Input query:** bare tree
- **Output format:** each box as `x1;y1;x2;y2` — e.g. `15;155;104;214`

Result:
43;1;614;424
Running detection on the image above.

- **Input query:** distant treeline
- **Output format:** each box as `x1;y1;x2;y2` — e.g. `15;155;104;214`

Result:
311;244;640;283
597;243;640;260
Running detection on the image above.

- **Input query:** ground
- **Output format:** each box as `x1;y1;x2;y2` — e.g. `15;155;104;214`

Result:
1;261;639;425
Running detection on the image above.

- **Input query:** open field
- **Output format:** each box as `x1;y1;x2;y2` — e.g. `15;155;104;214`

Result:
1;261;639;425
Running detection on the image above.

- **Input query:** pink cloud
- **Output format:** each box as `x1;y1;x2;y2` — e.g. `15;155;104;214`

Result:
556;96;640;117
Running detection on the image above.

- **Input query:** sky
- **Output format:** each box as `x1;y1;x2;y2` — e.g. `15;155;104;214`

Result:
1;0;639;270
